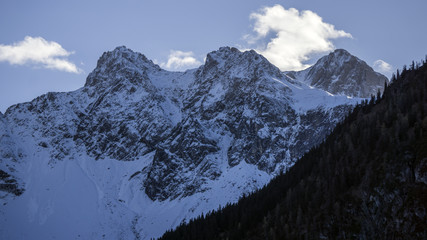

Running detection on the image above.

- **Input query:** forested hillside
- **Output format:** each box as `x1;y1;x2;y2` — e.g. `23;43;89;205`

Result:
160;59;427;239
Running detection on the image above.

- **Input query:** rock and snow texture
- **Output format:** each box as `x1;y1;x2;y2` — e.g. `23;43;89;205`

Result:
290;49;388;98
0;46;386;239
0;112;24;198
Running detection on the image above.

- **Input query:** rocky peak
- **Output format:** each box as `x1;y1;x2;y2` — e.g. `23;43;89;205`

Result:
302;49;388;98
201;47;282;80
84;46;161;88
319;49;354;68
97;46;160;72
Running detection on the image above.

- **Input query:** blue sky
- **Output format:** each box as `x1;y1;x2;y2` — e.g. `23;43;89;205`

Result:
1;0;426;113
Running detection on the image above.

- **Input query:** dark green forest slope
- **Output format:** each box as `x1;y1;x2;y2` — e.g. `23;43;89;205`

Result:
159;59;427;240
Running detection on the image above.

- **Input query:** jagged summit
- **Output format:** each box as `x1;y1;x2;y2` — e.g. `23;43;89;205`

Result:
84;46;386;99
204;47;264;65
299;48;388;98
201;46;282;80
84;46;161;88
102;46;158;67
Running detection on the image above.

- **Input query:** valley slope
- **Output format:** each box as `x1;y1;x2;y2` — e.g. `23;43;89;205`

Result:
160;58;427;240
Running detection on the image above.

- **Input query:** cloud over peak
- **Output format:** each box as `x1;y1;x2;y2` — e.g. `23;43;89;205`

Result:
247;5;352;71
0;36;81;73
160;50;201;71
373;59;393;78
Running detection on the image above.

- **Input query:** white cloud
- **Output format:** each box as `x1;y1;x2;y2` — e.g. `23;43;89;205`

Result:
247;5;352;71
373;59;392;78
0;36;81;73
160;50;202;71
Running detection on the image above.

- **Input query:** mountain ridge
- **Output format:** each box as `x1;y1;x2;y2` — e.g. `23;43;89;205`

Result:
0;46;387;239
160;58;427;240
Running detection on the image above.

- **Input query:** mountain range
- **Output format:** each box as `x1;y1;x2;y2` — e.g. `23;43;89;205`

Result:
160;58;427;240
0;46;387;239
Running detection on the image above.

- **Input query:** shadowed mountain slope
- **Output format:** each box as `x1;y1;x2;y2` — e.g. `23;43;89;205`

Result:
160;60;427;240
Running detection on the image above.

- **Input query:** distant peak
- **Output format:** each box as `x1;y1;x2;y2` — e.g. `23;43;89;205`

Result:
303;48;388;98
322;49;355;64
332;48;351;55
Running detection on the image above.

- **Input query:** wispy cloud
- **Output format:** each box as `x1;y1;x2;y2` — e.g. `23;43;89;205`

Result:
373;59;392;78
160;50;201;71
246;5;352;71
0;36;81;73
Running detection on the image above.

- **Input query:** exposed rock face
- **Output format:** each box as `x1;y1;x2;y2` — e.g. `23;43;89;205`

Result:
140;47;361;200
84;46;161;89
0;46;387;239
0;113;24;198
296;49;388;98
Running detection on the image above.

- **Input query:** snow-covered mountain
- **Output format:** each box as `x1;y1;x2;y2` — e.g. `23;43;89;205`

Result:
289;49;388;98
0;46;386;239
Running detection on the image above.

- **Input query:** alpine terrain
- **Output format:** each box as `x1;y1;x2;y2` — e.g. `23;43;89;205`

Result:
0;46;387;239
160;58;427;240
